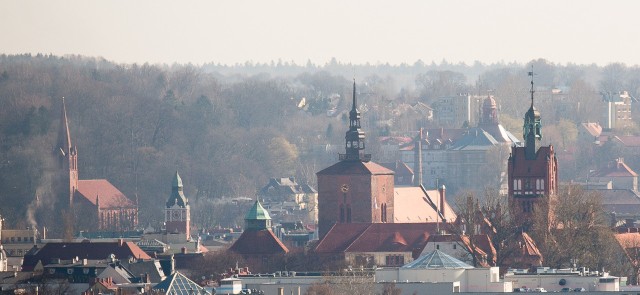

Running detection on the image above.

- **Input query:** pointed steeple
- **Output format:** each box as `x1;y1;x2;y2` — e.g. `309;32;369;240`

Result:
340;80;370;162
56;97;72;159
56;97;79;207
166;171;188;208
523;67;542;159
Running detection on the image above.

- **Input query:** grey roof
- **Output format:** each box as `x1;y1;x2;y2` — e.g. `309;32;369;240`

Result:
402;249;474;269
258;177;317;197
167;171;188;208
449;128;500;151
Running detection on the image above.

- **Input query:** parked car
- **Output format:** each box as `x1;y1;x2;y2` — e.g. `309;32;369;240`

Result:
574;287;586;292
560;287;571;292
533;287;547;292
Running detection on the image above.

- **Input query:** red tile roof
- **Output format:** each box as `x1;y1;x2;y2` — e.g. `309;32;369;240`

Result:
77;179;136;209
316;160;394;176
315;223;439;254
380;161;414;177
393;187;456;223
22;241;151;271
591;158;638;177
581;122;602;138
613;136;640;147
229;229;289;255
518;232;542;257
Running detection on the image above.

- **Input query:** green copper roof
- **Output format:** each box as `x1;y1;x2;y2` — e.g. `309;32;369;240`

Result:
245;200;271;220
167;171;188;208
172;171;183;188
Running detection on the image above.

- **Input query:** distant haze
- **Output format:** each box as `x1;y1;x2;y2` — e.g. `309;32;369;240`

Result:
2;0;640;66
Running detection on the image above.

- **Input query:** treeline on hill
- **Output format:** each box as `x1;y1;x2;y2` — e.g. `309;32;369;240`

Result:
1;54;640;232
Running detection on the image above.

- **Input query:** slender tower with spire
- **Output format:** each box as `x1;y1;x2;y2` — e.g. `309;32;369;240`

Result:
523;68;543;160
165;171;191;241
316;80;395;239
56;97;79;207
340;79;371;162
507;68;558;230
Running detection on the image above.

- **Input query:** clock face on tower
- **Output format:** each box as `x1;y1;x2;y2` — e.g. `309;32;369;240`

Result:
172;210;181;220
341;184;349;193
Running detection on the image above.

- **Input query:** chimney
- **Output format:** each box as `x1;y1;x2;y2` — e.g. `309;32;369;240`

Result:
439;185;446;222
181;247;187;254
413;128;423;187
118;238;124;247
143;273;150;283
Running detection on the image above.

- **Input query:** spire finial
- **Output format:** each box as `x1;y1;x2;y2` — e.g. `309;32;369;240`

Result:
528;65;535;107
352;78;357;111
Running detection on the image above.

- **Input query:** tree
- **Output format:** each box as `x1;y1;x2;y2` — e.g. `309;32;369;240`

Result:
531;185;618;271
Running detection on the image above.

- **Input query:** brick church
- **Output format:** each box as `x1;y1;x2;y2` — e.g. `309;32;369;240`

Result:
56;98;138;232
316;81;396;239
507;71;558;229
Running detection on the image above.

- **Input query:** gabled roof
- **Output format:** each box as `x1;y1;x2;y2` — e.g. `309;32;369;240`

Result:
316;160;394;176
153;271;211;295
77;179;136;209
612;136;640;147
393;187;456;223
315;223;439;254
517;232;542;257
449;128;500;151
122;259;166;283
594;189;640;215
402;249;474;269
380;161;414;177
258;177;317;197
21;241;151;271
581;122;602;137
229;229;289;255
591;158;638;177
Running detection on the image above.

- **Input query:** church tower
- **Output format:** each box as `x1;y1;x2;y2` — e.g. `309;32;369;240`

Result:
507;69;558;229
165;171;190;240
56;97;79;207
316;80;395;239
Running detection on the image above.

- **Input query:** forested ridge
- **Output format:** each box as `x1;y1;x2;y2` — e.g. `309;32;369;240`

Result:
1;54;639;233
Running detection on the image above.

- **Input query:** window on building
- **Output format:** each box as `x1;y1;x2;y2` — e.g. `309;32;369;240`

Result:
436;245;440;250
67;268;73;275
385;255;404;266
453;244;457;249
17;237;21;242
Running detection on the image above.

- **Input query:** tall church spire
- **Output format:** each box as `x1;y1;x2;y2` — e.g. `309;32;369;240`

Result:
56;97;72;159
340;80;370;162
523;67;542;159
56;97;79;207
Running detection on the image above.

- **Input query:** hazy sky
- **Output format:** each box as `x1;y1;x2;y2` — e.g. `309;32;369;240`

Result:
2;1;639;66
